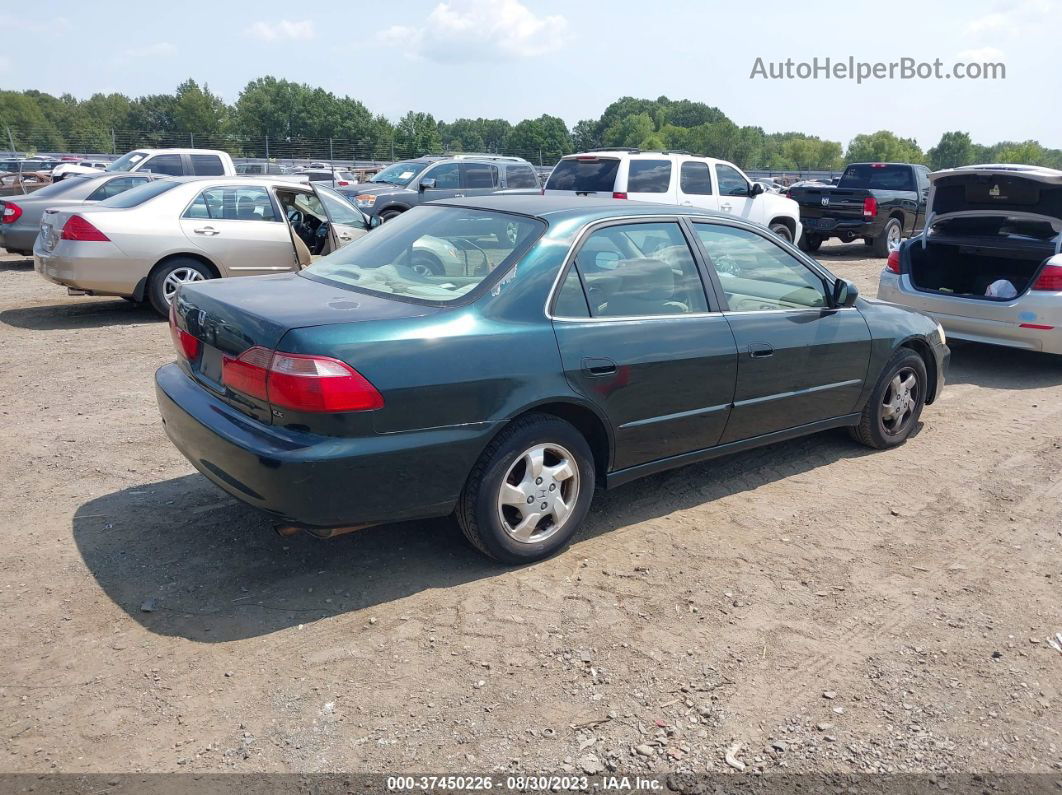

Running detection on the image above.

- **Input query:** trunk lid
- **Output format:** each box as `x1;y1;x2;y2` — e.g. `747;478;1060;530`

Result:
173;272;442;422
929;165;1062;222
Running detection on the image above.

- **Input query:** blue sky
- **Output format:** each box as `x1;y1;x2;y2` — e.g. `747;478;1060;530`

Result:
2;0;1058;149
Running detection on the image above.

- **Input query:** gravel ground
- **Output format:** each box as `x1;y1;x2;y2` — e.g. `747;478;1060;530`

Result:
0;242;1059;776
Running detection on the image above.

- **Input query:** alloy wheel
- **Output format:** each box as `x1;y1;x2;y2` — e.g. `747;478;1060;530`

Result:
162;267;206;303
887;223;901;251
880;367;918;435
496;443;580;544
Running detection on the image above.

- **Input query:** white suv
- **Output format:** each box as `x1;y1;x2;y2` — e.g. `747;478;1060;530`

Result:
545;149;802;244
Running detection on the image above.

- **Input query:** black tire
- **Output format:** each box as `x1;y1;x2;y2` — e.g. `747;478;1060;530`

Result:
769;222;793;244
849;348;927;449
410;251;444;276
457;413;596;564
799;233;822;253
863;237;873;247
872;217;902;258
379;209;403;222
147;258;214;317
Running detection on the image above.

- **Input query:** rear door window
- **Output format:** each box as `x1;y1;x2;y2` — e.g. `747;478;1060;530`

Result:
462;163;498;189
141;154;184;176
190;155;226;176
627;160;672;194
545;158;620;193
680;161;713;195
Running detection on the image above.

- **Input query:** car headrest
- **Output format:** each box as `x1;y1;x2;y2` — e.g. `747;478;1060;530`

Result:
615;258;674;301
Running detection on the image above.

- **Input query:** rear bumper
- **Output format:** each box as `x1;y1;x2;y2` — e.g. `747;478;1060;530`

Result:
801;217;878;238
155;363;495;528
878;271;1062;355
33;237;145;297
0;225;36;253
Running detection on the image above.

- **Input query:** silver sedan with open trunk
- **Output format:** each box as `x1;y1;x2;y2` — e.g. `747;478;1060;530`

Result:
878;164;1062;355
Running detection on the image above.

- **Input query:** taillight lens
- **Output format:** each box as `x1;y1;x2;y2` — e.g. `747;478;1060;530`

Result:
168;302;200;360
862;197;878;219
1;202;21;224
61;215;109;241
221;348;383;413
886;249;901;274
1032;264;1062;291
612;192;628;199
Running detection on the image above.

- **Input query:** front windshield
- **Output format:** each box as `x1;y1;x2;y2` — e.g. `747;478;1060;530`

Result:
368;162;426;186
106;151;148;172
305;205;544;304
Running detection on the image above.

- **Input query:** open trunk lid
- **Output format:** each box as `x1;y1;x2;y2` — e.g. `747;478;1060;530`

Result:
928;165;1062;224
172;272;442;423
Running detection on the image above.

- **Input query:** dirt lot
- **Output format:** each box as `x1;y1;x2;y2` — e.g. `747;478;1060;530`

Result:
1;242;1060;777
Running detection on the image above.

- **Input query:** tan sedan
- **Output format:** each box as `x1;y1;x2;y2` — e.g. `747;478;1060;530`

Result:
34;176;375;315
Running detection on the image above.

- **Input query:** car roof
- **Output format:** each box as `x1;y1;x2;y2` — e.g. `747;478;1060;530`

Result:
431;194;733;223
160;175;314;187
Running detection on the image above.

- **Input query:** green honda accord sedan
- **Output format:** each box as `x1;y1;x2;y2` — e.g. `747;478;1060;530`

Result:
156;196;949;563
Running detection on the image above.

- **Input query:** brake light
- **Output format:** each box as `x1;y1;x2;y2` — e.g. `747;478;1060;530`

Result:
612;192;628;200
168;303;200;360
1;202;21;224
337;180;350;187
886;249;901;274
221;348;383;413
871;162;886;168
61;215;109;241
863;197;878;219
1032;264;1062;291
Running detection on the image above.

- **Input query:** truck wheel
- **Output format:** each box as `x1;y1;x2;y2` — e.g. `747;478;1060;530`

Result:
799;233;822;253
456;413;595;564
769;222;793;244
872;218;902;258
379;209;403;222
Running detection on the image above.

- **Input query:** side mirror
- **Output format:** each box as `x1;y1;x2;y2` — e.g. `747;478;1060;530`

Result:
749;182;764;197
832;278;859;308
419;178;436;191
368;214;383;229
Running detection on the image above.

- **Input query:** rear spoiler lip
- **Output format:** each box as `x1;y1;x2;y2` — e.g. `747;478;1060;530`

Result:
918;208;1062;255
929;166;1062;186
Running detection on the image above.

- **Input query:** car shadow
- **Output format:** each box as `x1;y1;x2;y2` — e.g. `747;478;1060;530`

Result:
0;256;33;271
0;300;159;330
73;428;876;643
946;340;1062;389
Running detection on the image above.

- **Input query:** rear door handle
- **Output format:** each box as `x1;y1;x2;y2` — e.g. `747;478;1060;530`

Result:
748;343;774;359
194;226;219;236
582;357;617;376
720;202;732;212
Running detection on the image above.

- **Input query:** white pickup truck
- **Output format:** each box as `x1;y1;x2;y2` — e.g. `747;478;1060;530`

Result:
101;148;237;178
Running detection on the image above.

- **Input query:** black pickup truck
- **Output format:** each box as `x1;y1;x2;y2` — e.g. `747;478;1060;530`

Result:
791;163;931;257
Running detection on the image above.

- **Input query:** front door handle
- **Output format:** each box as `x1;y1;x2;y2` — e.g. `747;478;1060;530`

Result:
748;343;774;359
720;202;732;212
194;226;219;236
339;233;352;240
582;357;617;376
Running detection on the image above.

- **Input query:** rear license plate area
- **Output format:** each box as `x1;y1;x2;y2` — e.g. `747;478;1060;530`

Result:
198;344;225;385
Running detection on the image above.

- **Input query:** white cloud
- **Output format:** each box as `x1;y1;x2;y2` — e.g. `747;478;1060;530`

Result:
377;0;570;63
123;42;177;59
245;19;315;42
956;46;1006;61
963;0;1055;38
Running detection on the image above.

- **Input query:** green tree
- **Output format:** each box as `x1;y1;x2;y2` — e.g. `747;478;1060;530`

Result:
394;111;442;157
927;131;974;169
845;130;925;164
507;115;572;163
601;112;655;148
570;119;599;151
173;79;227;135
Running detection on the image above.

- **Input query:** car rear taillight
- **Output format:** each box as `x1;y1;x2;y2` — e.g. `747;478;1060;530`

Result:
61;215;109;241
221;347;383;413
886;249;901;274
1032;264;1062;291
863;197;878;219
1;202;21;224
612;192;628;199
168;302;200;360
337;180;350;187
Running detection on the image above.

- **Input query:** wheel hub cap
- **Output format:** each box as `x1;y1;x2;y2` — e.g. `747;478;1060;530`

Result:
497;443;579;544
881;368;918;434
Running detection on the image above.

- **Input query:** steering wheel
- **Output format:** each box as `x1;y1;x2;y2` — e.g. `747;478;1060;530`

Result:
286;207;304;228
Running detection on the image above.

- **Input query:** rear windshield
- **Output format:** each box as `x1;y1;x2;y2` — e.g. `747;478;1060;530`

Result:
838;164;915;191
546;158;620;193
13;178;84;199
99;179;179;208
305;205;544;305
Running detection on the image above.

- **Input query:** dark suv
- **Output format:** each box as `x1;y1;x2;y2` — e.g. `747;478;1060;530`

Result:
339;155;541;220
